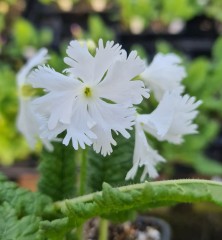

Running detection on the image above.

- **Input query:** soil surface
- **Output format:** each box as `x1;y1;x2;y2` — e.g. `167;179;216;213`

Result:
84;203;222;240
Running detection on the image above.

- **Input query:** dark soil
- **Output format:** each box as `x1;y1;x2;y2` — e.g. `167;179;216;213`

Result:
84;203;222;240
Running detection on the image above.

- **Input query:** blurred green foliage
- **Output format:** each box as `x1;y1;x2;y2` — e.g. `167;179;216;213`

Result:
205;0;222;22
87;15;114;43
0;65;30;165
159;0;203;23
13;18;39;47
117;0;158;31
116;0;206;33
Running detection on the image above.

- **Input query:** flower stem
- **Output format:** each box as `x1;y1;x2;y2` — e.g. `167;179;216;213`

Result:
76;224;84;240
78;148;88;196
98;218;109;240
76;148;88;240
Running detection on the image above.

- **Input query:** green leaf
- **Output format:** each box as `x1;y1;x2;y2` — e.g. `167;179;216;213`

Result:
40;217;70;240
38;141;77;201
42;179;222;237
0;174;54;239
0;202;42;240
87;131;135;192
0;172;52;217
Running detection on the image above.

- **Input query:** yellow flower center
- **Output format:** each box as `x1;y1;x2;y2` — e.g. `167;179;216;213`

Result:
20;84;38;98
83;86;92;98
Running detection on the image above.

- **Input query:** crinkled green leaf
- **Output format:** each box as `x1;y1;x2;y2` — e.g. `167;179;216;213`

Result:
87;131;135;192
0;202;42;240
0;172;52;217
41;179;222;237
38;141;76;201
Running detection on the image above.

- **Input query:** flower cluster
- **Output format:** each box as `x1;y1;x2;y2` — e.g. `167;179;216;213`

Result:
126;53;202;181
17;39;201;182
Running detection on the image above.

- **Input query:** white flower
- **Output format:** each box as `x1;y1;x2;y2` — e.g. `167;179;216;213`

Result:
16;48;53;151
125;118;165;181
29;39;149;156
141;53;187;101
139;90;202;144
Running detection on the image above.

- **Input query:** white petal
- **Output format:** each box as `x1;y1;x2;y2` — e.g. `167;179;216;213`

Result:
125;161;139;180
140;90;202;143
32;90;77;129
93;39;122;84
37;98;97;150
30;66;83;128
17;98;53;151
62;98;97;149
29;65;80;91
35;115;55;151
17;99;39;148
140;164;159;182
17;48;48;86
41;139;54;152
139;91;176;138
39;118;67;141
64;40;94;83
16;48;54;150
142;53;187;101
91;126;116;156
126;120;165;181
96;50;149;105
89;99;135;156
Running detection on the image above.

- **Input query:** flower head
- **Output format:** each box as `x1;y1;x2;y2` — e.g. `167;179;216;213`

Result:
126;118;165;181
139;90;202;144
141;53;186;101
29;39;149;156
16;48;53;151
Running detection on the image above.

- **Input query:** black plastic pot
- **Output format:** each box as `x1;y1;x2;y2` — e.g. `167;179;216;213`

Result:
134;216;172;240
